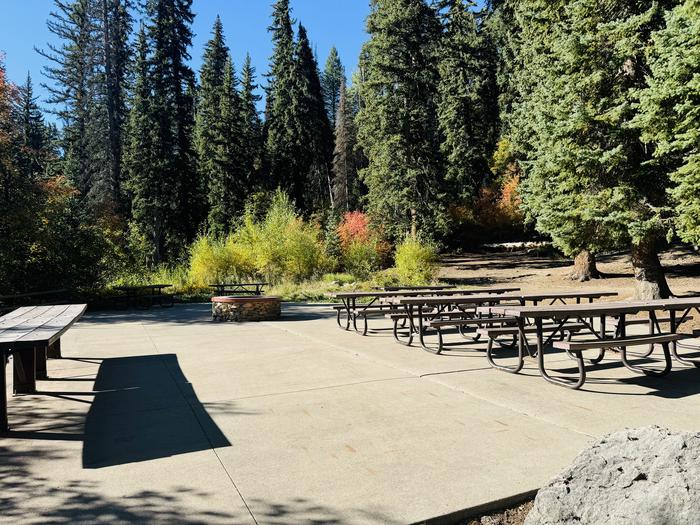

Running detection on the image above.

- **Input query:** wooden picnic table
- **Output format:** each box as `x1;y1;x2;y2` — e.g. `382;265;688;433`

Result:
373;285;456;291
0;289;70;313
329;286;521;333
1;304;86;432
480;298;700;389
114;284;173;309
395;291;619;354
209;282;268;296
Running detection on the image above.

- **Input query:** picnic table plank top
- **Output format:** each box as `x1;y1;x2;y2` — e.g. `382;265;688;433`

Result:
480;297;700;318
399;290;619;306
483;300;665;318
0;288;69;301
114;284;172;291
374;285;456;291
0;304;86;347
328;286;520;299
209;282;268;287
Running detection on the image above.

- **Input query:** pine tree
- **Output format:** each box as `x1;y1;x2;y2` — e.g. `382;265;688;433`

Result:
38;0;131;212
514;0;676;297
295;24;334;211
38;0;101;202
240;53;262;189
436;0;493;202
124;26;165;264
332;78;359;212
195;16;229;233
145;0;200;256
100;0;132;210
265;0;301;200
356;0;446;240
636;0;700;247
207;56;245;234
15;73;47;180
321;46;344;128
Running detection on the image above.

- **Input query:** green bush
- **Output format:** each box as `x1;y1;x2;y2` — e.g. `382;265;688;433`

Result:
188;235;256;287
343;239;382;279
394;237;439;285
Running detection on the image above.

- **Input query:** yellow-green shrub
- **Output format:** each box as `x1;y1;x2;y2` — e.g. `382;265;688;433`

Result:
188;235;256;287
234;190;330;283
394;237;439;285
342;239;382;279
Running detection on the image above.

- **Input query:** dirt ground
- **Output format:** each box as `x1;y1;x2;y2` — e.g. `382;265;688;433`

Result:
464;500;534;525
440;246;700;334
440;245;700;300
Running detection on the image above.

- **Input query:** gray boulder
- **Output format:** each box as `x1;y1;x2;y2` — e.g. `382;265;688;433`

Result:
525;426;700;525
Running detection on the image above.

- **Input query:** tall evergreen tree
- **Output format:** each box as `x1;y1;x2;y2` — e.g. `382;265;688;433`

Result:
321;46;344;128
207;56;245;234
38;0;101;202
332;78;360;212
240;53;262;189
265;0;302;201
515;0;677;297
100;0;132;209
124;26;165;264
39;0;131;212
356;0;445;239
295;24;334;210
436;0;494;202
145;0;200;256
195;16;229;232
636;0;700;247
15;73;47;180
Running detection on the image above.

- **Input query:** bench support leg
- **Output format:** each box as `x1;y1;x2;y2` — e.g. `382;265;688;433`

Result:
47;339;62;359
13;347;37;394
1;350;8;433
536;318;586;389
36;345;48;380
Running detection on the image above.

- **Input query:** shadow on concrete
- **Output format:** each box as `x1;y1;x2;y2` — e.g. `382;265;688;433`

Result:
81;354;232;468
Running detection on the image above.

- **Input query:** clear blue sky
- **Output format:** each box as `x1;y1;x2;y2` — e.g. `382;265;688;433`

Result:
0;1;372;117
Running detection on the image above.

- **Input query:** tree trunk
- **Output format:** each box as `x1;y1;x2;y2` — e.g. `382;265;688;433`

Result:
410;208;417;239
570;250;601;281
631;240;672;300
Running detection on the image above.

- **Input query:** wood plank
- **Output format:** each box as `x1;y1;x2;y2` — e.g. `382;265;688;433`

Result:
0;304;86;347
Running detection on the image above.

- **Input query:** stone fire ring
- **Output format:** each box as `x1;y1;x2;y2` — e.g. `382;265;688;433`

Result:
211;296;281;322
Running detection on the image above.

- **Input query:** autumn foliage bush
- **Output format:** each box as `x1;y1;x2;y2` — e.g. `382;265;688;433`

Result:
336;211;391;278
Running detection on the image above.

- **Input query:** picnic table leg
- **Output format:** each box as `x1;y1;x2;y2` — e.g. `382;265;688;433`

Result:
13;347;37;394
486;318;524;373
393;305;414;346
1;349;8;433
47;339;61;359
619;312;672;377
418;304;443;354
35;345;48;380
536;317;586;389
668;309;700;368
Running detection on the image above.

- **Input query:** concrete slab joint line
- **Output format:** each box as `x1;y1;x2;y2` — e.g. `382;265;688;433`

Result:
265;318;595;440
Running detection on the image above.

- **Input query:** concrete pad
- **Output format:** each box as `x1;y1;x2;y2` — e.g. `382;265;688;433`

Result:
4;302;700;524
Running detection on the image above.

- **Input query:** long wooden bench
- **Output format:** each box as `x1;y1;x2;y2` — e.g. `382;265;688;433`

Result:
547;333;692;389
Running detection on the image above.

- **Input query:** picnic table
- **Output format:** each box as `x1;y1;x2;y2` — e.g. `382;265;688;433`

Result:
114;284;174;309
395;291;619;354
329;286;521;334
480;298;700;389
0;289;70;313
1;304;86;432
373;285;456;291
209;282;268;296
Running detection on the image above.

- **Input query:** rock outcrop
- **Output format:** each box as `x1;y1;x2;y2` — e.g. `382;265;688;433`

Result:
525;426;700;525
